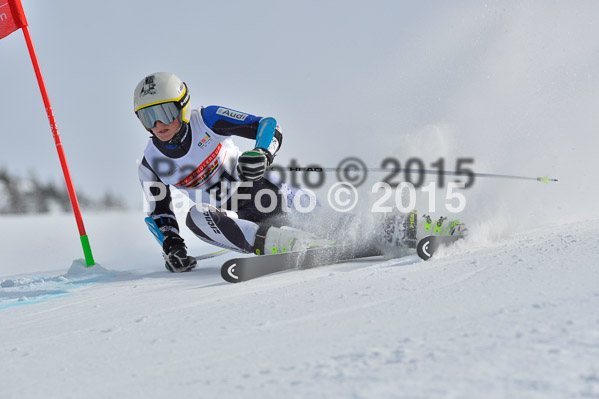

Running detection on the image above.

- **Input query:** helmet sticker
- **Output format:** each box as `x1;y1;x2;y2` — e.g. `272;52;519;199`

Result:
140;75;157;97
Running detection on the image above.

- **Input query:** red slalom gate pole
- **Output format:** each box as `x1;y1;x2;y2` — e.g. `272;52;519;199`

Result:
18;17;95;266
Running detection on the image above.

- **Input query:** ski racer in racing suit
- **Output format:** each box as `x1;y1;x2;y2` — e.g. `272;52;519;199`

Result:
135;72;466;273
135;72;345;272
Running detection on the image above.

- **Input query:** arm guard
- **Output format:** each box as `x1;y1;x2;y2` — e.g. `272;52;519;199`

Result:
139;157;184;252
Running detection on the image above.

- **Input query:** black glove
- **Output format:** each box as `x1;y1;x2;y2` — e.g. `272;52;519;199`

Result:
237;148;269;181
162;236;197;273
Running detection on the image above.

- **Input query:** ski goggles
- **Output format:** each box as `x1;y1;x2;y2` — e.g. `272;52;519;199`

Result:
136;102;180;130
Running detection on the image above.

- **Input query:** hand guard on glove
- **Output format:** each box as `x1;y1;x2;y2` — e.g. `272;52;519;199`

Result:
237;148;270;181
162;236;197;273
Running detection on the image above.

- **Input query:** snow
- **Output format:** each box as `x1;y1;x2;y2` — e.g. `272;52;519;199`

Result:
1;212;599;398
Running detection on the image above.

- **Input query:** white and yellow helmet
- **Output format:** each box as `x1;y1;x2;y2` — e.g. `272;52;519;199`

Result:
133;72;190;132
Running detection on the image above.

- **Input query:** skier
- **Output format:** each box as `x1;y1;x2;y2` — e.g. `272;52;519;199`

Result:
135;72;465;273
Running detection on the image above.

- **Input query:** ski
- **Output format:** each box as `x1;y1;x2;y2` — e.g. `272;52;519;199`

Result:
416;235;464;261
219;235;465;283
220;245;383;283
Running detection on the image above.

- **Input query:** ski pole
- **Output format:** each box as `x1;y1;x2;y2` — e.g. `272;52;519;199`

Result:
193;249;230;262
270;166;558;184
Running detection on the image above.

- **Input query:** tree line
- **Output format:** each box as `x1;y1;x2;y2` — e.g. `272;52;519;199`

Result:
0;168;126;214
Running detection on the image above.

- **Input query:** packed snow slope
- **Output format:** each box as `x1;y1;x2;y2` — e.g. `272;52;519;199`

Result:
1;212;598;399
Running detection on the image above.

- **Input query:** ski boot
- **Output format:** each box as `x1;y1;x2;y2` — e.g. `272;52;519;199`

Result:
417;213;467;241
379;210;467;250
253;225;334;255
